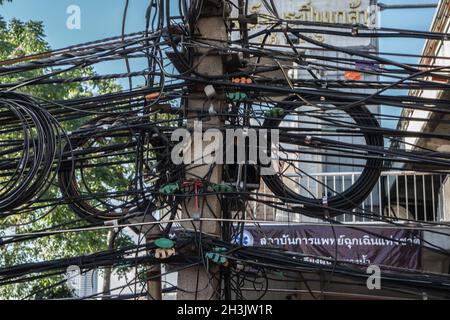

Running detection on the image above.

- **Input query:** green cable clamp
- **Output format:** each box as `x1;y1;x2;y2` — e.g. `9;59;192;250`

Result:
264;107;285;118
154;237;175;249
205;247;228;265
212;183;234;193
274;270;284;277
226;92;247;102
159;182;180;194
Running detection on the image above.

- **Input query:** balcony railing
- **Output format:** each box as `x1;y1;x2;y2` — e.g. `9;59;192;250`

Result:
253;171;449;223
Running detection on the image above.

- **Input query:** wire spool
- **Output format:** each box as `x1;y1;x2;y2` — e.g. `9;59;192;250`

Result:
58;116;169;223
0;92;62;216
262;95;384;217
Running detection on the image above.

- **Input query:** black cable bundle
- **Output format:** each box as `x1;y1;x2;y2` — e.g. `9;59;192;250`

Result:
57;116;171;222
262;95;384;216
0;92;62;216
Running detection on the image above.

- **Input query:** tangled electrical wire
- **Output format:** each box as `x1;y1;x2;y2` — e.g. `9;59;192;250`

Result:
1;0;450;300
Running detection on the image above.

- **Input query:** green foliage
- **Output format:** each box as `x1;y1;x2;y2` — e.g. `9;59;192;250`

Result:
0;7;134;299
32;282;75;300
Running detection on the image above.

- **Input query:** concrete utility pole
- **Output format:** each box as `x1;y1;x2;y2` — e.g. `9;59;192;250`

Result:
129;209;162;299
102;229;116;300
147;234;162;300
177;0;230;300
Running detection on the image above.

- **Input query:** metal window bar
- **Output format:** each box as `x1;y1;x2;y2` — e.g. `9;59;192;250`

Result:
387;175;391;218
405;173;409;217
396;175;399;217
423;175;427;222
414;174;418;220
431;175;435;222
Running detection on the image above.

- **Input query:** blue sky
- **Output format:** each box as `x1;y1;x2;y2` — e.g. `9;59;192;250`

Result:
379;0;439;64
0;0;440;97
0;0;178;87
0;0;439;64
0;0;156;48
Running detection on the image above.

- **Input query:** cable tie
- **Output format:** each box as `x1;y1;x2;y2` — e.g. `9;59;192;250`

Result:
204;85;216;98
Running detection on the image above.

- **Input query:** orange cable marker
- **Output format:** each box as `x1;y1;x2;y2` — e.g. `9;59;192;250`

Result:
0;52;52;67
344;71;362;81
232;77;252;84
145;92;161;101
